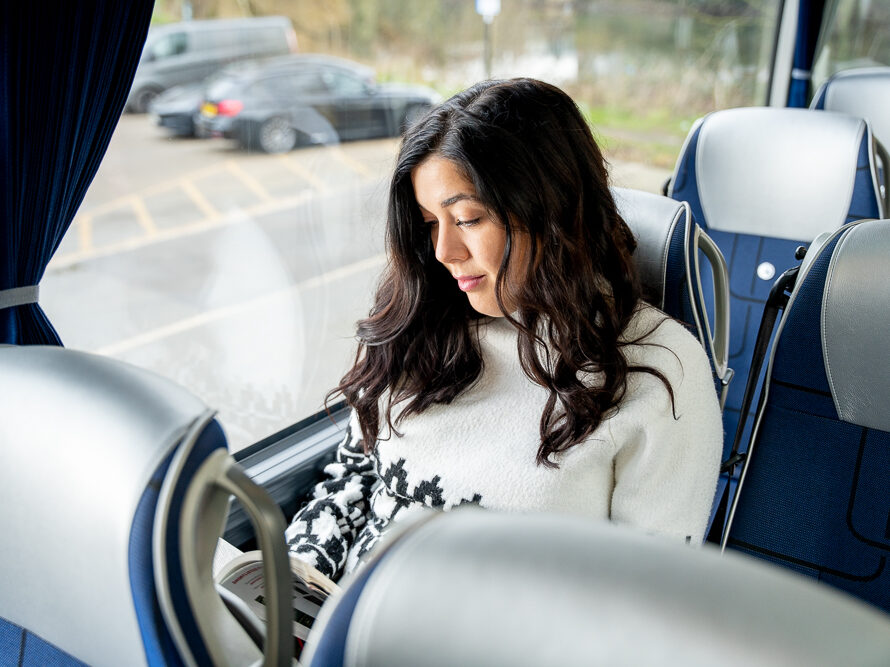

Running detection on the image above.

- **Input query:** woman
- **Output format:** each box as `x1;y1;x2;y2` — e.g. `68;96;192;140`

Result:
285;78;722;580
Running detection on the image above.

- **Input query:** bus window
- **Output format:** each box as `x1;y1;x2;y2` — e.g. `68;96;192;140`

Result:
40;1;782;452
812;0;890;91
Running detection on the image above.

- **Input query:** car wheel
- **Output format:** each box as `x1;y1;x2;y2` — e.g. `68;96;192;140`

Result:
130;86;162;114
257;117;297;154
400;104;431;135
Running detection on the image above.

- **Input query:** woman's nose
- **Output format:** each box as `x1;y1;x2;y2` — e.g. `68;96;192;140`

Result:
434;223;468;264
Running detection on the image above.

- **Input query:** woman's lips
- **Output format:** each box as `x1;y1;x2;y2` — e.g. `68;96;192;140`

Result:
456;275;484;291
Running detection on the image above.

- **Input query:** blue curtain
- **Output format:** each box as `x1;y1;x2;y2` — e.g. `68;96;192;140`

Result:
0;1;154;345
787;0;828;107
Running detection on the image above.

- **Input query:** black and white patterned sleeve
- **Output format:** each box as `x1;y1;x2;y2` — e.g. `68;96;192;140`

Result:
284;412;378;580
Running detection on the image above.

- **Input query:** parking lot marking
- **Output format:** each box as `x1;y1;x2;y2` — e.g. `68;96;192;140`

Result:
79;164;228;220
129;195;157;235
49;190;318;269
180;179;220;220
275;155;328;191
329;147;376;178
95;252;387;356
225;160;272;201
141;163;228;198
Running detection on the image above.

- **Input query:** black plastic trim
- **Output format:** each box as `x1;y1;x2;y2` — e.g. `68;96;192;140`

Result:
224;402;350;547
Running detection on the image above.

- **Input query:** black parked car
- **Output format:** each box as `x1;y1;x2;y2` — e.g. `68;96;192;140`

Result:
148;62;259;137
148;82;204;136
193;54;440;153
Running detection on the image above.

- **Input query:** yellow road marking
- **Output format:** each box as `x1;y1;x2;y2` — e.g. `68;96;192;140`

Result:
48;191;317;269
50;148;394;267
79;163;228;218
142;163;227;197
225;160;272;201
329;147;375;178
129;195;157;235
180;179;220;219
275;155;328;191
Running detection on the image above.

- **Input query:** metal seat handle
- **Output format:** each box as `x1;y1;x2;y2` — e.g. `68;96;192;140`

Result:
154;410;294;667
694;227;731;390
874;136;890;215
180;449;295;667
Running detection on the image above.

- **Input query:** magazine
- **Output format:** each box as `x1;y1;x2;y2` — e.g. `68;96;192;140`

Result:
213;540;340;654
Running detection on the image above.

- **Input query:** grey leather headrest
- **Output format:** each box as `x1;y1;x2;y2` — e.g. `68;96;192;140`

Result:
691;107;873;241
0;346;208;666
821;219;890;431
814;67;890;148
613;186;686;308
309;508;890;666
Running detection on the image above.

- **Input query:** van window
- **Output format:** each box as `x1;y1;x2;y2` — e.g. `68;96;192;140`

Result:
192;28;241;51
151;31;188;60
254;26;290;49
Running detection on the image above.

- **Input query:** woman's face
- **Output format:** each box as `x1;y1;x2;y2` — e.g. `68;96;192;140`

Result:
411;156;525;317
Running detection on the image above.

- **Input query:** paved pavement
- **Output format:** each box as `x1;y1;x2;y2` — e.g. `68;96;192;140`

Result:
42;115;670;450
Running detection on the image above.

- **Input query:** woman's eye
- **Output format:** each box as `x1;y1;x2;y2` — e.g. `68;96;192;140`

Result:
456;217;481;227
422;219;438;227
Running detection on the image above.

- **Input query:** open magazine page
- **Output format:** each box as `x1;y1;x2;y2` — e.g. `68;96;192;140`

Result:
214;540;340;644
212;536;244;577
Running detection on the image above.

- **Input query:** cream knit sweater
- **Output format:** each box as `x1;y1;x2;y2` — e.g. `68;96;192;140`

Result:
286;304;723;580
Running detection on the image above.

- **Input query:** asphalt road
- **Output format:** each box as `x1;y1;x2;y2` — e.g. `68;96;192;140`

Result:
41;115;669;451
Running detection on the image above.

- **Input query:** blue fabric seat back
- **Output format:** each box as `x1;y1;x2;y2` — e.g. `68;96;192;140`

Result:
0;346;223;666
724;219;890;614
669;107;884;463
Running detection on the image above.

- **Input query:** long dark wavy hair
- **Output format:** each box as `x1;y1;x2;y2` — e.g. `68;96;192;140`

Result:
331;78;673;467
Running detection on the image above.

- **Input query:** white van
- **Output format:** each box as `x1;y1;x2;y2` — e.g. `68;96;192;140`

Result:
126;16;298;112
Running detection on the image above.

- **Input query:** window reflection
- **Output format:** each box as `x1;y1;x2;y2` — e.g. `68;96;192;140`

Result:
813;0;890;89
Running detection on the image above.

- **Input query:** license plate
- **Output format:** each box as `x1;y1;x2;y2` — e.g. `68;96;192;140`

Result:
200;102;218;117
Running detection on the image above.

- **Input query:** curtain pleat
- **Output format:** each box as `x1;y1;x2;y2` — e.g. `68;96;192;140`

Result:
0;1;154;345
